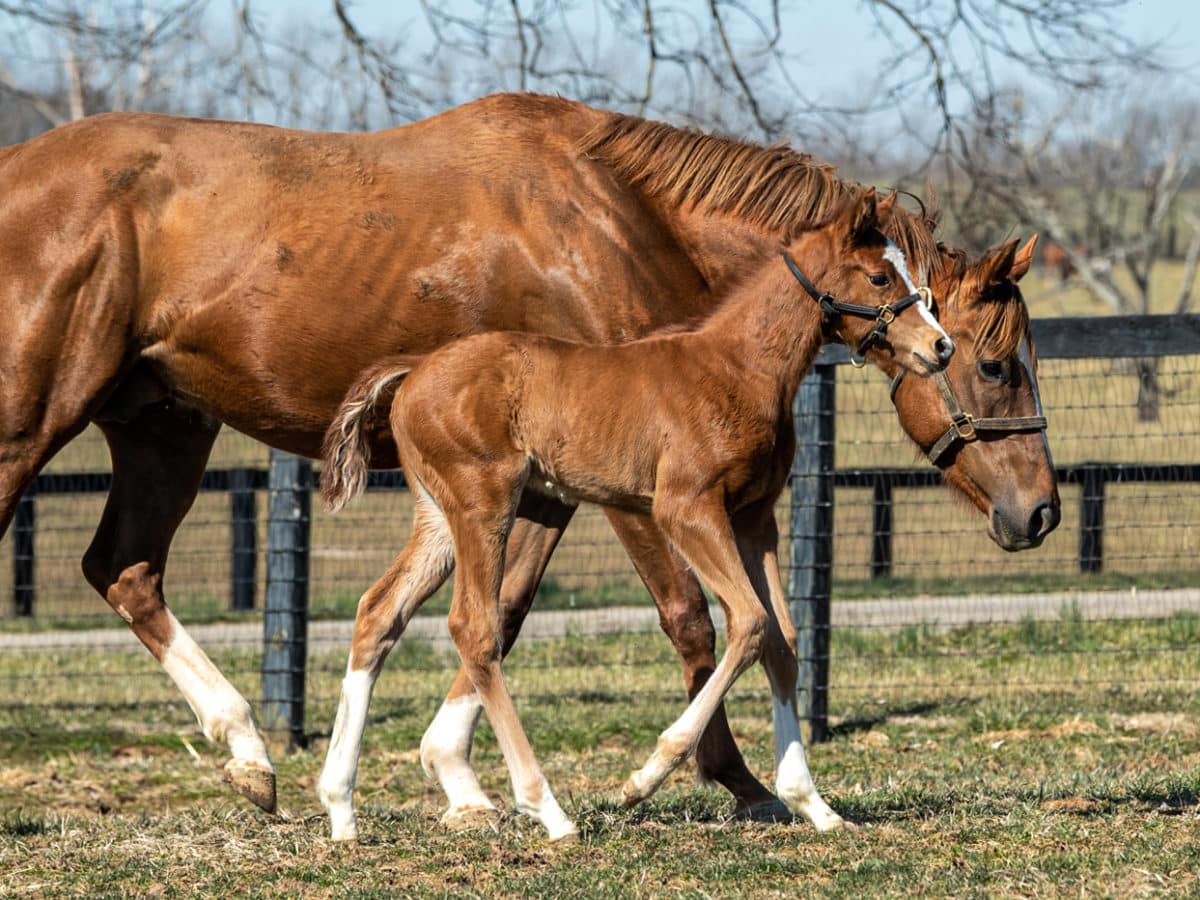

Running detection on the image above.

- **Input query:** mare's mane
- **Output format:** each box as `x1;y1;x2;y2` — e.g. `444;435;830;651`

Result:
578;111;943;284
935;244;1031;361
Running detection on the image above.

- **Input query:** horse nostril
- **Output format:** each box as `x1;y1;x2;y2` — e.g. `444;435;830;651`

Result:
934;336;955;365
1030;497;1061;539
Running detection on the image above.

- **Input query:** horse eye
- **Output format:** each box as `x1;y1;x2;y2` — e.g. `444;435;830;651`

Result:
977;360;1006;382
868;273;890;287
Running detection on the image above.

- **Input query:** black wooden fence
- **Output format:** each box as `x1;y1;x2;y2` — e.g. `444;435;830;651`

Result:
7;313;1200;745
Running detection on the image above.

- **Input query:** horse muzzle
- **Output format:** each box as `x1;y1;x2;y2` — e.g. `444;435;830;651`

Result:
989;495;1061;551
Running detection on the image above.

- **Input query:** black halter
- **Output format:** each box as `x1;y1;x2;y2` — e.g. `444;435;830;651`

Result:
783;252;930;367
889;367;1048;464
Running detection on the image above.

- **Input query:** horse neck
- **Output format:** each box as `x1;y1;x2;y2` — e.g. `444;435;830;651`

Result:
693;255;826;405
643;199;787;295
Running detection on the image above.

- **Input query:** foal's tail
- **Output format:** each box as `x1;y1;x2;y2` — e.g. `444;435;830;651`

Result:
321;356;419;513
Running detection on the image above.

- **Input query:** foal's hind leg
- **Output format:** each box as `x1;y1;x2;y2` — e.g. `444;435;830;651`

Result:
622;491;768;808
420;491;575;829
82;402;277;812
436;472;577;841
736;505;844;832
319;487;455;841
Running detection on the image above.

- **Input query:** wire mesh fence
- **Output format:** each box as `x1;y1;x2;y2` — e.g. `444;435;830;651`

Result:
0;315;1197;744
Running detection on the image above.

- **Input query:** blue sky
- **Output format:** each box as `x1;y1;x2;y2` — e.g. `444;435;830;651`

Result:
259;0;1199;98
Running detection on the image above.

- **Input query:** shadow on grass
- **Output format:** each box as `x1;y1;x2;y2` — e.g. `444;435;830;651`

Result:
828;697;978;739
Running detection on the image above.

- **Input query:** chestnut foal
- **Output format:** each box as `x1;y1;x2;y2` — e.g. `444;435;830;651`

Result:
316;189;951;841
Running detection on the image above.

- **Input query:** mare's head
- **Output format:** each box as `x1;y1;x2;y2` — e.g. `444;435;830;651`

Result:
890;236;1061;550
785;188;954;376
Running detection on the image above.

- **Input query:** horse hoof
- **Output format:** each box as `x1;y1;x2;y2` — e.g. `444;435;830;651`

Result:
548;826;580;844
733;799;794;823
440;805;501;831
620;776;648;809
223;759;277;813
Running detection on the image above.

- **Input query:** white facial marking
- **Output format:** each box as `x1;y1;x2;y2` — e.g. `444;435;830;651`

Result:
115;604;133;624
883;240;948;338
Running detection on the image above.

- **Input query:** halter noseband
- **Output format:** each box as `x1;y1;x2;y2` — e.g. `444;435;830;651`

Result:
783;252;931;367
889;367;1048;464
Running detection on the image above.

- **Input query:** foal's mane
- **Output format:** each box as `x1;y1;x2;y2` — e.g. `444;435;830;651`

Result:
578;112;943;283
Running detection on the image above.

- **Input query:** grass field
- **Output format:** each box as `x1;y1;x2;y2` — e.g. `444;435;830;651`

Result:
1;618;1199;897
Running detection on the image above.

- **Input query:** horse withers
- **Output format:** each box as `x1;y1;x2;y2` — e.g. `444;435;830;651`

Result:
316;188;952;841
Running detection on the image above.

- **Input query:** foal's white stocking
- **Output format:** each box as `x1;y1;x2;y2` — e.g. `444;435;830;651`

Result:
419;692;499;825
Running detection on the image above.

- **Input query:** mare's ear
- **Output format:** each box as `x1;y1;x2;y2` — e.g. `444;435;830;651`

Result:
877;190;898;218
843;187;878;242
972;237;1021;292
1009;234;1039;282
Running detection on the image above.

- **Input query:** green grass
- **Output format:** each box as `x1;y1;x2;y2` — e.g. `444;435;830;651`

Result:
1;618;1198;896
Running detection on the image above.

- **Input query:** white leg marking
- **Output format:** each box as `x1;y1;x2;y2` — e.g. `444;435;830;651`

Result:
515;777;577;842
420;693;498;818
160;610;270;769
771;692;843;831
318;667;376;841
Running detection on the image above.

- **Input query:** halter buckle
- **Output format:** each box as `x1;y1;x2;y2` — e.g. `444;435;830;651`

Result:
917;286;934;309
952;413;977;440
876;306;896;325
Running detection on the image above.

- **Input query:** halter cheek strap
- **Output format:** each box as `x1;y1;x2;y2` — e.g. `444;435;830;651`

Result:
783;252;928;367
890;368;1048;464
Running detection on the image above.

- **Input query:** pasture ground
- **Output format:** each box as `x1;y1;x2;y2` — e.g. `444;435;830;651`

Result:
2;617;1199;898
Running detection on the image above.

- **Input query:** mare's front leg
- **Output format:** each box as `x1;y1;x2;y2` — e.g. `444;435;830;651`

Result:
82;401;278;811
318;486;456;840
622;491;768;808
736;503;845;832
419;490;576;828
606;508;786;819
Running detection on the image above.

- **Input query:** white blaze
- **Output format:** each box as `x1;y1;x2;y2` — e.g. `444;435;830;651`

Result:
883;240;948;338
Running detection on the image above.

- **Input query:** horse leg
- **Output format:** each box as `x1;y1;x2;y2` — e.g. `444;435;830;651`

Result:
318;486;456;840
420;491;576;828
605;508;785;818
80;401;279;811
622;492;768;809
736;505;844;832
436;471;577;842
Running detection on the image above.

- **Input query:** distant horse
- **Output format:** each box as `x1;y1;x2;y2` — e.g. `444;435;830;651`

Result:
318;189;952;840
409;233;1053;830
0;93;1057;814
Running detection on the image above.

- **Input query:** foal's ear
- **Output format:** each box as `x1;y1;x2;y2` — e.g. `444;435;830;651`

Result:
844;188;879;242
973;237;1021;290
1009;235;1039;282
877;190;898;218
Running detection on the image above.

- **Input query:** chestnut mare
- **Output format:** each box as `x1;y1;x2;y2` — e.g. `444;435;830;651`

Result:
317;190;952;840
0;93;1057;815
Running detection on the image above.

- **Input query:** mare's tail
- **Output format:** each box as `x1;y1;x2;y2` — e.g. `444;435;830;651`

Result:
321;356;419;513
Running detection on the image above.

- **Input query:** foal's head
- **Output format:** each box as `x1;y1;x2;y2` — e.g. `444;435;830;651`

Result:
785;189;954;375
891;236;1061;550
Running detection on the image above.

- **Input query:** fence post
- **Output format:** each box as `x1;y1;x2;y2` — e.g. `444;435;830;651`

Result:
788;363;836;744
870;476;893;579
12;487;35;617
262;450;311;751
230;468;258;611
1079;464;1105;573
